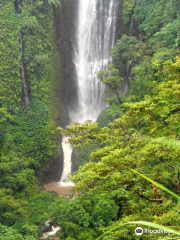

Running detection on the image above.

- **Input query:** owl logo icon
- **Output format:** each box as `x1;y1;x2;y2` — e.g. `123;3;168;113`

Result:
135;227;143;235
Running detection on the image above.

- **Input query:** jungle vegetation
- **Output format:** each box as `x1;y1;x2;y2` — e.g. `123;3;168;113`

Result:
0;0;180;239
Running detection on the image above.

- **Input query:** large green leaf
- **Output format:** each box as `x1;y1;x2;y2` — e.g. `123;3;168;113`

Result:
127;221;180;235
97;221;180;239
131;169;180;201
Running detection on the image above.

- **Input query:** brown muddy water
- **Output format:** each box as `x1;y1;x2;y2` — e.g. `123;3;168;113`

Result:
43;182;73;195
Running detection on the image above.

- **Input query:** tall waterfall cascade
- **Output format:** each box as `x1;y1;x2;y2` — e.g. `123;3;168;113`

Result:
70;0;120;123
60;0;119;185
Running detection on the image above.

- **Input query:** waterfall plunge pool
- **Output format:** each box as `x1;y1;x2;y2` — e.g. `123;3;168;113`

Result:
43;136;74;196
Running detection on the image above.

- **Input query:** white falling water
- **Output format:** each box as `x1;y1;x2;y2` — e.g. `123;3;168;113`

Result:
70;0;119;123
59;136;74;187
41;226;61;239
60;0;119;186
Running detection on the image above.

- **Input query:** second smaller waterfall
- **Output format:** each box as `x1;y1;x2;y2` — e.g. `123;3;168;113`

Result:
59;136;74;186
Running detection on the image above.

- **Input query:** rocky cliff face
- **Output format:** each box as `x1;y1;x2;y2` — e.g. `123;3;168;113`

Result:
40;0;79;184
38;0;79;184
53;0;79;117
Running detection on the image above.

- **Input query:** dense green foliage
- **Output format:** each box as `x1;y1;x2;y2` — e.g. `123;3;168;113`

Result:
0;99;56;238
0;0;55;111
49;194;119;240
61;56;180;240
0;0;58;239
0;224;37;240
56;0;180;239
22;0;54;106
1;0;180;239
0;1;22;111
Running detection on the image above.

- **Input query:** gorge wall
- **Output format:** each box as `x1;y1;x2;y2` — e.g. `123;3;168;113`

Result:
35;0;139;183
50;0;139;180
52;0;79;119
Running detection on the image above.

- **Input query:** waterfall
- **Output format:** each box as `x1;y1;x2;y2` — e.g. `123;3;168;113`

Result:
130;15;135;36
15;0;30;108
60;136;74;186
60;0;119;186
20;33;30;107
70;0;119;123
15;0;21;14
